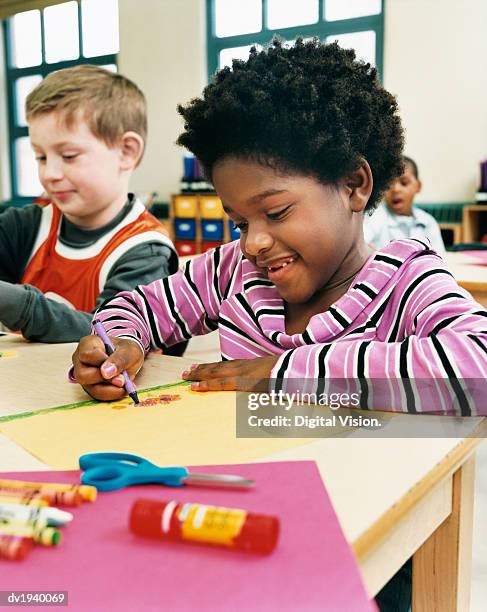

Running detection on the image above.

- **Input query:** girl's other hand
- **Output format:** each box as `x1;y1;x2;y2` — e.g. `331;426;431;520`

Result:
181;356;278;392
72;335;144;401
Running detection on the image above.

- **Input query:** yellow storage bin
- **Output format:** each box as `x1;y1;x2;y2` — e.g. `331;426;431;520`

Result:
173;196;198;218
199;196;224;219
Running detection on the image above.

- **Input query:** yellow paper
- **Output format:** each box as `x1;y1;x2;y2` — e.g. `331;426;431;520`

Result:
0;384;354;469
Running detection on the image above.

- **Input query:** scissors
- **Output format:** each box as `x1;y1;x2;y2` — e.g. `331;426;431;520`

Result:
79;452;255;492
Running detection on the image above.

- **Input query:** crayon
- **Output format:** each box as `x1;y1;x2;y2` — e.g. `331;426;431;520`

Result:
0;534;32;560
0;494;48;507
0;515;48;531
0;486;82;507
0;502;73;527
0;480;96;502
0;522;62;546
93;319;140;404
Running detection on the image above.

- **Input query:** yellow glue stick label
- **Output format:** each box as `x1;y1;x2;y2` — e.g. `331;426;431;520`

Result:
178;503;247;546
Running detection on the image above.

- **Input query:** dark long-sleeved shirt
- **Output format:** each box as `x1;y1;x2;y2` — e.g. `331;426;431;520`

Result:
0;196;178;342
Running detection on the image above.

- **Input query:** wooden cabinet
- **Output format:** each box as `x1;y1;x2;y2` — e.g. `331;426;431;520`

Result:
462;205;487;243
439;222;462;246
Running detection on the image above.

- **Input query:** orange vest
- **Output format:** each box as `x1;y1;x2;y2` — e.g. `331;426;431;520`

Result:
21;200;173;312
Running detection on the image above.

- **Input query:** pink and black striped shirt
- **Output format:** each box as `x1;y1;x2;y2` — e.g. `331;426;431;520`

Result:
95;238;487;414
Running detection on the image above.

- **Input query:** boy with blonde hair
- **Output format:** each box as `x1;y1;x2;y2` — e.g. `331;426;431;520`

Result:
0;65;178;342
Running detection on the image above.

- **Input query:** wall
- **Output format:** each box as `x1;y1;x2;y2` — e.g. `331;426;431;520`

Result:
117;0;206;204
121;0;487;204
383;0;487;202
2;0;486;204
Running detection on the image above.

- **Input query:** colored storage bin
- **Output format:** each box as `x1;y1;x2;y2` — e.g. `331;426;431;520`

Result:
175;240;197;256
201;241;222;253
174;218;197;240
201;219;224;241
229;220;241;241
173;196;198;218
199;196;224;219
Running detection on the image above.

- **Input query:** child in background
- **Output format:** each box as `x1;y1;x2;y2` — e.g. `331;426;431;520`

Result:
0;65;178;343
364;156;445;254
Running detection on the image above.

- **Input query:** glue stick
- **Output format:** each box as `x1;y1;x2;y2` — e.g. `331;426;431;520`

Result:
129;499;279;554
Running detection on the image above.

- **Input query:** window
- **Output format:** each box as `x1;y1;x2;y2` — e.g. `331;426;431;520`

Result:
3;0;119;200
206;0;383;78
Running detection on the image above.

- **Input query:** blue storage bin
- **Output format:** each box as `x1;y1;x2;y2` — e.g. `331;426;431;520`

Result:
229;220;241;241
174;218;197;239
201;219;224;240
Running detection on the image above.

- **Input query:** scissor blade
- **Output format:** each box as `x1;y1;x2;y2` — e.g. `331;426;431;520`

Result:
182;474;254;488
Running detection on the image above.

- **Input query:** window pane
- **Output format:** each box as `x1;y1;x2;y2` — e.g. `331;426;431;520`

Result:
325;0;381;21
44;1;80;64
326;31;376;66
219;45;261;70
16;137;43;197
101;64;118;73
215;0;262;38
11;10;42;68
267;0;318;29
15;75;43;127
82;0;119;57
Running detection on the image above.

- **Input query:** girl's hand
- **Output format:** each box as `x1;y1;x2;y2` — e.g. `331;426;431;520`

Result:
72;335;145;401
181;356;279;391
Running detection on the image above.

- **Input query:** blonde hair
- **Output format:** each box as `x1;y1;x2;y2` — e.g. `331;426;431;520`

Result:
26;65;147;147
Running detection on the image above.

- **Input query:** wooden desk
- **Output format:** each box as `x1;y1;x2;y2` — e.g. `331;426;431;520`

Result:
0;335;485;611
444;251;487;308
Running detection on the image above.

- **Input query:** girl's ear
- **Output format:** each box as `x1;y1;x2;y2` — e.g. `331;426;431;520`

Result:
119;131;145;170
344;160;373;213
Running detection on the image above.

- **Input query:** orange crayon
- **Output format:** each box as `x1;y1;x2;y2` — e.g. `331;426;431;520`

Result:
0;492;49;507
0;486;82;507
0;480;96;503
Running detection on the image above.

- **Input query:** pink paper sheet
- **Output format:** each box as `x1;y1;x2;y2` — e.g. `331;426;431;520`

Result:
1;462;373;611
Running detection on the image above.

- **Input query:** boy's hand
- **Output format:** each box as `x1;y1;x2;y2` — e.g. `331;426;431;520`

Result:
181;356;279;392
72;335;144;401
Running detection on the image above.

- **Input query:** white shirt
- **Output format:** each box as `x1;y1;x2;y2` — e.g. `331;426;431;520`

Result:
363;203;446;255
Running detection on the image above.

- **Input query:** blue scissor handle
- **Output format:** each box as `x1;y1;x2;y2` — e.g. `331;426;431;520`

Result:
79;452;188;492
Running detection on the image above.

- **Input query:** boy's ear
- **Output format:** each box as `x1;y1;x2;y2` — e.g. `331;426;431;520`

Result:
119;131;144;170
343;160;373;213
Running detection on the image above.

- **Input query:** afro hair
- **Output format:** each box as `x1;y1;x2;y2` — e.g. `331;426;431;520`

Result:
177;38;404;210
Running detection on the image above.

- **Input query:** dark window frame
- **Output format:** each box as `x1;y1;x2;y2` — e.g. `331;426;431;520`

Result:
206;0;384;80
3;1;117;202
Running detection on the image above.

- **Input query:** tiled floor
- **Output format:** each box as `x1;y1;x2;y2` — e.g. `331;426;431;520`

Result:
185;332;487;610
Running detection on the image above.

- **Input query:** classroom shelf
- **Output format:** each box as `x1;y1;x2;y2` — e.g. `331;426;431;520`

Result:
462;205;487;243
169;193;240;256
439;222;462;246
